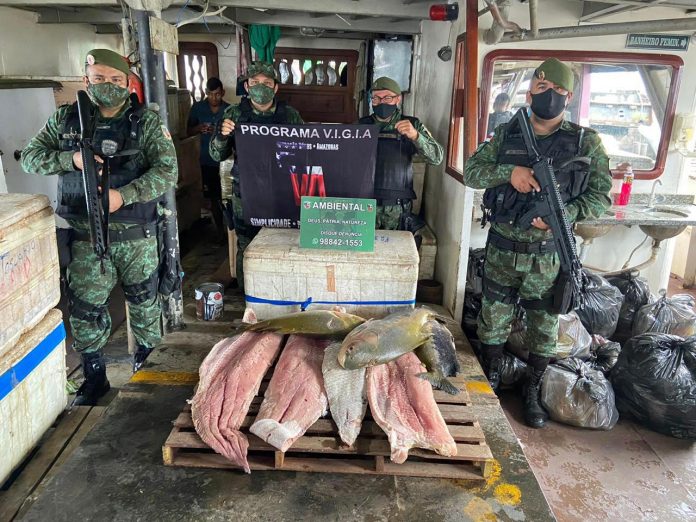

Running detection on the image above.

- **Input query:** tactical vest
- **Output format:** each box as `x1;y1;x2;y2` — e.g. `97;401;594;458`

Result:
359;114;419;201
232;98;291;196
482;120;592;227
57;98;159;224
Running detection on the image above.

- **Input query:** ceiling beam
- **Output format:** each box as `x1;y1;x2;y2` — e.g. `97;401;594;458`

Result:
33;6;183;24
94;22;234;34
577;0;696;9
233;8;421;34
191;0;430;20
580;1;632;21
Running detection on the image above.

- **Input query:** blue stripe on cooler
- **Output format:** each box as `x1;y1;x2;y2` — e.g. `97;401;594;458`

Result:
0;322;66;402
245;295;416;311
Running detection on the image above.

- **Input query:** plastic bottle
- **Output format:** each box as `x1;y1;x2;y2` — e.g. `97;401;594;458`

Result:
617;164;634;206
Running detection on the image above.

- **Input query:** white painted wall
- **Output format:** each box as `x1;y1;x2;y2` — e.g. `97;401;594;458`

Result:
0;7;121;80
414;2;696;319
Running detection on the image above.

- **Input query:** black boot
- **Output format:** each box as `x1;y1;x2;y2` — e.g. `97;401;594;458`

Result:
481;343;505;393
523;354;550;429
72;352;110;407
133;344;154;373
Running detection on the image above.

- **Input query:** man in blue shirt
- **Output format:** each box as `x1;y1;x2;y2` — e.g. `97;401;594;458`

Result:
187;77;229;239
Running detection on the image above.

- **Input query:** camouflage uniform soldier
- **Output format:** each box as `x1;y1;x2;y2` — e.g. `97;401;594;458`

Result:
464;58;611;428
21;49;178;405
210;61;303;289
357;77;443;230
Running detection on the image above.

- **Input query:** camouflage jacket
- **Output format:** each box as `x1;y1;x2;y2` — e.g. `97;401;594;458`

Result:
21;99;178;229
464;119;612;242
361;108;444;166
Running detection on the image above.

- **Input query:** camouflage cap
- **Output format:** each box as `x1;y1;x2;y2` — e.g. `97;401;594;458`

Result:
534;58;574;92
85;49;130;76
246;61;278;81
371;76;402;95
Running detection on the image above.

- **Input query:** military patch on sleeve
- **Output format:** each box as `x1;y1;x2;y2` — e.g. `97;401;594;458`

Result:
161;125;172;140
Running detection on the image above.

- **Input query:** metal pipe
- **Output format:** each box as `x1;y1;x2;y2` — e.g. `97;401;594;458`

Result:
501;17;696;42
529;0;539;38
133;9;184;330
483;0;522;45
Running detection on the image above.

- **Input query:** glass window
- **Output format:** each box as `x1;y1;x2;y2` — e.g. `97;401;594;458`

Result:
479;52;683;179
372;39;413;92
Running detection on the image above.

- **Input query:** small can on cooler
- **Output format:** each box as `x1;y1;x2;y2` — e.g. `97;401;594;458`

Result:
195;283;224;321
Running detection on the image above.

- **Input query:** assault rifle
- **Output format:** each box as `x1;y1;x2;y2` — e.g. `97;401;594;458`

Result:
511;109;587;314
76;89;109;269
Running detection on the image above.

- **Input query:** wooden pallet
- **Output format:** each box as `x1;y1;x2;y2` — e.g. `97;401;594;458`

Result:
162;372;494;481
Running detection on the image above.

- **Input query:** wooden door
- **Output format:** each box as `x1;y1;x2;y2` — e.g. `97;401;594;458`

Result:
177;42;220;102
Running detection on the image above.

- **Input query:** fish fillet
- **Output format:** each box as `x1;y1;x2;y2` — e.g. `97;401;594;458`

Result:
367;352;457;464
191;312;283;473
250;336;330;452
322;342;367;446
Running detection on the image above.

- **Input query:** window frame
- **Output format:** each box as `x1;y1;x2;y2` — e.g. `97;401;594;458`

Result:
479;49;684;180
445;33;467;182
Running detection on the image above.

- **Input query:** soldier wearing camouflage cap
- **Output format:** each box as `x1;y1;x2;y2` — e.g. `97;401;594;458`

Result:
464;57;612;429
357;76;443;230
21;48;178;405
210;61;303;288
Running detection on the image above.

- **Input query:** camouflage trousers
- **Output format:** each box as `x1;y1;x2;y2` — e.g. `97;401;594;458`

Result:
477;242;560;357
376;200;412;231
230;192;260;291
67;236;161;354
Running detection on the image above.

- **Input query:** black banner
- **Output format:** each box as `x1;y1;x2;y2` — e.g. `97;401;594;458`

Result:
235;123;378;228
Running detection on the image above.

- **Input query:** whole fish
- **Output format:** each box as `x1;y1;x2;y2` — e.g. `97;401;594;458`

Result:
414;320;460;395
338;308;435;369
241;310;365;337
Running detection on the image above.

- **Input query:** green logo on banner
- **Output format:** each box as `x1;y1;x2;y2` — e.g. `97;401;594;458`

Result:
300;196;376;252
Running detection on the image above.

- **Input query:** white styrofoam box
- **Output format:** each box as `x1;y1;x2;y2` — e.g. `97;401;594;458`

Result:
244;229;419;320
415;225;437;281
0;194;60;358
0;309;67;485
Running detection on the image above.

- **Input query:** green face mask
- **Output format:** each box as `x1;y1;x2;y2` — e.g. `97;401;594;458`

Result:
87;82;130;108
248;83;275;105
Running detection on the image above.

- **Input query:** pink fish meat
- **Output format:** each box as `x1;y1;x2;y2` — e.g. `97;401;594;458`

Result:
191;310;283;473
250;335;330;452
367;352;457;463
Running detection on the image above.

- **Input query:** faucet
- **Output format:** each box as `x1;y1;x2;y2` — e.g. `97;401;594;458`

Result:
648;179;662;208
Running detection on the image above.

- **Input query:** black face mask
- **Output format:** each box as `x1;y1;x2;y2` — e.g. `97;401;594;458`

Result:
373;103;398;119
530;88;567;120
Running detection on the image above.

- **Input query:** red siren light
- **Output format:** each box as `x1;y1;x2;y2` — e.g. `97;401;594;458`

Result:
429;3;459;21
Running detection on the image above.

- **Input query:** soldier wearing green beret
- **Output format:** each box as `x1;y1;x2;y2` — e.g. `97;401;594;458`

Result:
357;76;444;230
21;49;178;405
210;61;304;289
464;57;612;428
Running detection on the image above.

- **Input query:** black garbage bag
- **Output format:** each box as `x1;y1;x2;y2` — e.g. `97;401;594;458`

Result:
541;357;619;430
500;352;527;387
505;306;528;361
556;312;592;360
607;271;653;344
463;291;482;341
612;333;696;439
576;271;624;338
588;335;621;375
632;293;696;338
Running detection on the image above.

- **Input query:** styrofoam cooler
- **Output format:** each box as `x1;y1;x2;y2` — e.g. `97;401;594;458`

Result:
0;193;60;358
244;229;419;319
0;309;67;485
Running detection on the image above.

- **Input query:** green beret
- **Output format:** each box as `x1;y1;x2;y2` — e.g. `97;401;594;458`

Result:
372;76;402;95
85;49;130;77
534;58;574;92
246;61;278;81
